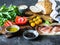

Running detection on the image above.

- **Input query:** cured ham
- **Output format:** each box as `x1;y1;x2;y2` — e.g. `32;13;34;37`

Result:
52;26;60;35
39;26;52;34
37;25;60;35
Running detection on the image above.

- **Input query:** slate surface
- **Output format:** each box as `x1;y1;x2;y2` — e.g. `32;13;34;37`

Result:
0;35;60;45
0;0;60;45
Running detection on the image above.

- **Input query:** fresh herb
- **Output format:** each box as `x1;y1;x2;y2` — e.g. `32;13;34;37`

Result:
44;20;50;25
0;4;20;26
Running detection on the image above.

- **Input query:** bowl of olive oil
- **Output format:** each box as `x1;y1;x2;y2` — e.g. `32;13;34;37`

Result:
6;25;20;33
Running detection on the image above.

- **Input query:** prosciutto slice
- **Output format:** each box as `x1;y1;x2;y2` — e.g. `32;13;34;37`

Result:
38;26;52;35
37;25;60;35
51;26;60;35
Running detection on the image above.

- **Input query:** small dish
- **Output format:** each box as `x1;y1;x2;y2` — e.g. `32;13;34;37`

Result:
23;30;39;40
5;25;20;33
18;5;28;13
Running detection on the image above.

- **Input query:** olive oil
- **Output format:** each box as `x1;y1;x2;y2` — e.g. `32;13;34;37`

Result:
7;27;18;32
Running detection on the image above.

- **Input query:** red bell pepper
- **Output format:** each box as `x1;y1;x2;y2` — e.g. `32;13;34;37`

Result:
4;20;15;27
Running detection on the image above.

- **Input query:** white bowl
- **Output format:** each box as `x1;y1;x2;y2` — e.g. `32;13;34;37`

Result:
6;25;20;33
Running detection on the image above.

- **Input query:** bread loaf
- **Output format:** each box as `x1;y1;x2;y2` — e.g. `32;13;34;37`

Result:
36;0;52;14
30;0;52;14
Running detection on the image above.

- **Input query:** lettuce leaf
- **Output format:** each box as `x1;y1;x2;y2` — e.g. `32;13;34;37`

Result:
0;4;21;26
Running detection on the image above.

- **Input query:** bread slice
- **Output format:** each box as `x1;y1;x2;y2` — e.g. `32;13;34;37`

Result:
30;6;42;13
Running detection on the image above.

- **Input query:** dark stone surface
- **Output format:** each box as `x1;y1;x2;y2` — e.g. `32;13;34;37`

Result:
0;35;60;45
0;0;60;45
0;0;37;6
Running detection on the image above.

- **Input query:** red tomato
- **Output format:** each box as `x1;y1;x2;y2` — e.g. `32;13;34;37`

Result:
4;20;15;27
15;16;27;25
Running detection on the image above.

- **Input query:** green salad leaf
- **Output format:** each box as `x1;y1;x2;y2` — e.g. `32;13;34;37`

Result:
0;4;21;26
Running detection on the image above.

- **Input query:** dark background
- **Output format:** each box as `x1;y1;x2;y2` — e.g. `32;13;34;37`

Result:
0;0;60;45
0;0;37;6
